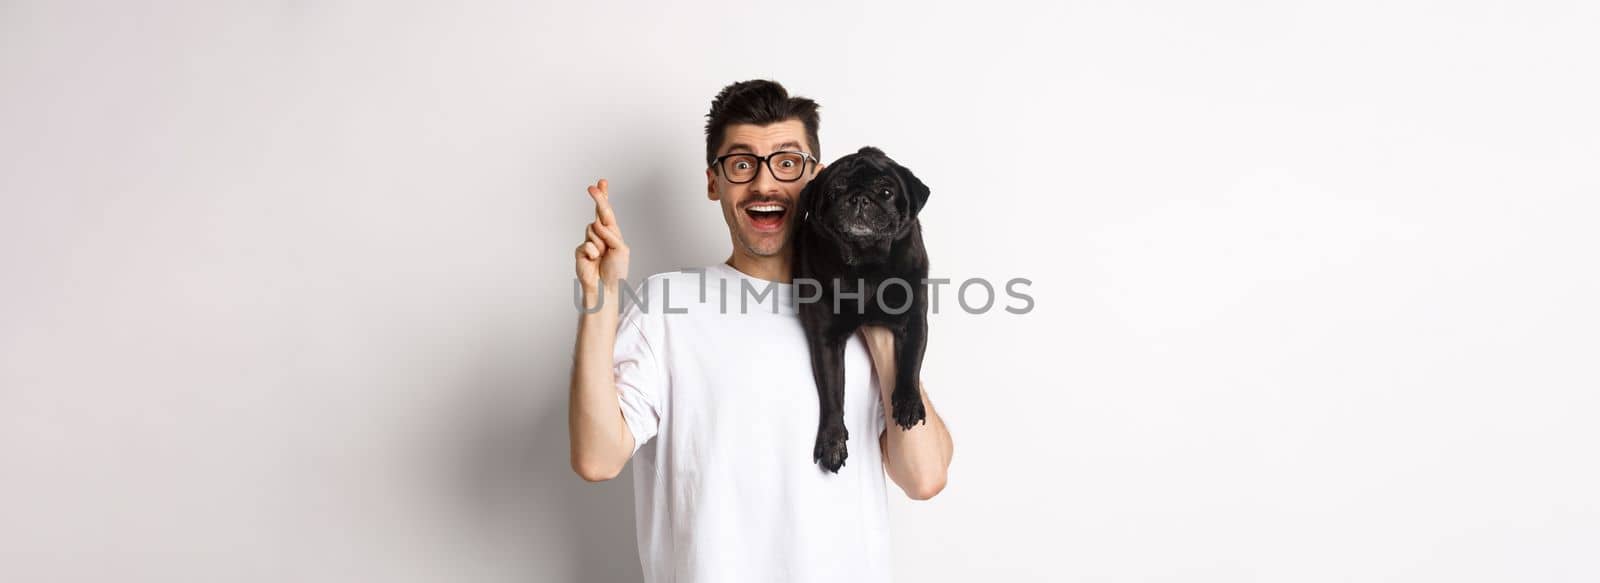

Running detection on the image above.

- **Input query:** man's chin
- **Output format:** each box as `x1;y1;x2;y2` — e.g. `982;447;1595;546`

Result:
739;228;789;257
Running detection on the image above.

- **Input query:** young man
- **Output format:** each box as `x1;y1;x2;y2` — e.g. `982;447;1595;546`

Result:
569;80;953;582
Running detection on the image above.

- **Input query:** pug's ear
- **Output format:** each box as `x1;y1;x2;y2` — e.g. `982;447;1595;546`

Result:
894;162;931;215
797;165;829;222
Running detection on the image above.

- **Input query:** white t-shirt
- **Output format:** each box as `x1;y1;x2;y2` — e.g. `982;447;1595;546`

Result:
613;262;893;583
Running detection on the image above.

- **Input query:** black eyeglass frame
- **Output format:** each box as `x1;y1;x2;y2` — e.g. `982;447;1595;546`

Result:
708;151;820;184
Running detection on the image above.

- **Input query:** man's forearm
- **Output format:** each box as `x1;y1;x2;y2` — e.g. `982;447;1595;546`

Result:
864;332;953;500
569;284;632;482
877;380;952;499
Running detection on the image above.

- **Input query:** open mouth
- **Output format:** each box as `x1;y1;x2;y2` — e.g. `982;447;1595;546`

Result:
744;203;789;232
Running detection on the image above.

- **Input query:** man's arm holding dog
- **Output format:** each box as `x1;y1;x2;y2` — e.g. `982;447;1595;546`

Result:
861;326;953;500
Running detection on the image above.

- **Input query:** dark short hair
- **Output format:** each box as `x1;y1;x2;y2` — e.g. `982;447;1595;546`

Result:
704;79;821;167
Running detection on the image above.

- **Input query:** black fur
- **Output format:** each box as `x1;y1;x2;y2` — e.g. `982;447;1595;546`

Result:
793;146;931;473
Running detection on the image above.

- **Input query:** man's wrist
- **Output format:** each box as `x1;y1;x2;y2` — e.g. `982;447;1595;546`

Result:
578;283;622;317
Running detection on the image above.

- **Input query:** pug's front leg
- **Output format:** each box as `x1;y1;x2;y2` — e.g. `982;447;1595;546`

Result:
809;333;850;472
891;313;928;430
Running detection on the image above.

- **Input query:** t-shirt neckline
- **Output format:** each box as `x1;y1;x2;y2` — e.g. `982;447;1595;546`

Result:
713;261;794;290
709;262;796;314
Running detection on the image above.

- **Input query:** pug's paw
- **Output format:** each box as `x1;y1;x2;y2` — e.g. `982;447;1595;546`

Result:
813;425;850;473
891;391;927;430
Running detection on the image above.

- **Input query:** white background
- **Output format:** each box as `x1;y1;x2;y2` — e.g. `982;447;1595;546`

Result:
3;1;1597;581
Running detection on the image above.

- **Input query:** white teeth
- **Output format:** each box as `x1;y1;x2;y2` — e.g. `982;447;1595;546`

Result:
748;204;784;212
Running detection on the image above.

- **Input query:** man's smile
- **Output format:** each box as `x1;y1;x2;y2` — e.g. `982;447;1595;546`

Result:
743;200;790;232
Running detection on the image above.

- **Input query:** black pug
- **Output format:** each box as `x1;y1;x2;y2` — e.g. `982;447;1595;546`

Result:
793;146;931;473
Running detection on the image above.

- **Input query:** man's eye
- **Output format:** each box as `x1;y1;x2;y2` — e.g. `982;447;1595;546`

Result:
735;161;751;170
780;160;795;168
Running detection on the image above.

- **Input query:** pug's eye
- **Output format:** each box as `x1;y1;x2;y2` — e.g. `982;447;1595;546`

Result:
880;188;893;198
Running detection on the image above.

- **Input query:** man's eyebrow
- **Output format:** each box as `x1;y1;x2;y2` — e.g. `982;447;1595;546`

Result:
722;141;806;156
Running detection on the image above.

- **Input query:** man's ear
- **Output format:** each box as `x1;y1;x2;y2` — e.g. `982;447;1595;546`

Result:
895;162;930;215
706;168;719;201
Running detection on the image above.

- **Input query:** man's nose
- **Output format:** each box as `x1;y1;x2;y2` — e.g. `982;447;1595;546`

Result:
749;162;782;194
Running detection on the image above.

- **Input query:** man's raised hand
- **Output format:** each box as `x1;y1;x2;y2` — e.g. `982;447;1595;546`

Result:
574;178;630;295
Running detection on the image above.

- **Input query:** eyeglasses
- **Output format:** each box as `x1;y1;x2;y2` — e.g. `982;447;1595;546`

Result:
709;151;818;184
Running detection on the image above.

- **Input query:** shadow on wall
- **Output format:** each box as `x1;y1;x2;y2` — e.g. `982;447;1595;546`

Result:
439;156;703;581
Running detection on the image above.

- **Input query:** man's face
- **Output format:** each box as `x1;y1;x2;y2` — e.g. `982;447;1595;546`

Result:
706;119;823;259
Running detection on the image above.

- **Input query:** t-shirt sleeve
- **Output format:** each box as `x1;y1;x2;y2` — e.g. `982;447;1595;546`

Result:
613;300;664;458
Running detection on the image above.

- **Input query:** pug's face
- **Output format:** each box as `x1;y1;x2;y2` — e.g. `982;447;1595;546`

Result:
801;146;930;248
